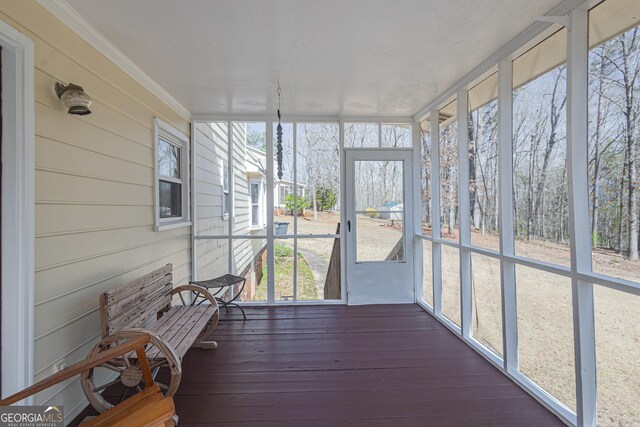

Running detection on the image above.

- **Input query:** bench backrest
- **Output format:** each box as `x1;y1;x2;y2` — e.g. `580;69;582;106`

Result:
100;264;173;337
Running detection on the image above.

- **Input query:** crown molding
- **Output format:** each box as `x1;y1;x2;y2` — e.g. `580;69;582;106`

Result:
36;0;191;121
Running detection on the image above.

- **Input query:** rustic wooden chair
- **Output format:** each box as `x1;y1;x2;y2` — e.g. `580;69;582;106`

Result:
0;334;175;426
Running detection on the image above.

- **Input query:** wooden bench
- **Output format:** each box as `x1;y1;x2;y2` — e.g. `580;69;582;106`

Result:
1;334;176;427
80;264;219;413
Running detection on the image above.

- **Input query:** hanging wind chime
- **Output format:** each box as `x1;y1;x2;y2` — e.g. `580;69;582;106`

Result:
276;83;284;180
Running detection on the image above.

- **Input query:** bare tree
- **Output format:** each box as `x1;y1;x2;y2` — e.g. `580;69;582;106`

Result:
298;124;341;221
590;45;608;247
532;67;567;240
619;29;640;259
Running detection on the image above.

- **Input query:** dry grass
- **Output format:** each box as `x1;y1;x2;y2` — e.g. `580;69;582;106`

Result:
275;211;404;262
423;230;640;426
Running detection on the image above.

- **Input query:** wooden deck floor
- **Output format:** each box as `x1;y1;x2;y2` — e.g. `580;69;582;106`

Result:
74;304;564;426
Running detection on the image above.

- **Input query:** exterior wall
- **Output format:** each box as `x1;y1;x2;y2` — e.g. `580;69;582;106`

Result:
194;123;266;299
194;122;231;280
0;1;191;420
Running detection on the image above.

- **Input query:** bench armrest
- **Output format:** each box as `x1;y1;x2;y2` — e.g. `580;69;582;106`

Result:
171;284;219;312
1;335;154;406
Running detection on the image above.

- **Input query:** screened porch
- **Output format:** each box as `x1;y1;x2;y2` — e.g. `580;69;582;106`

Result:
0;0;638;426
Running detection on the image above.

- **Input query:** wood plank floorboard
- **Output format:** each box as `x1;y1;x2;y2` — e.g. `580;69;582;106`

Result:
71;304;564;426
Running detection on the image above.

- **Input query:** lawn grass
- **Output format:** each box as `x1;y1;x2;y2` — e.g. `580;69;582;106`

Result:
253;243;318;301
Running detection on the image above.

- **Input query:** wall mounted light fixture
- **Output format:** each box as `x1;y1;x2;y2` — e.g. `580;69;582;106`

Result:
55;82;92;115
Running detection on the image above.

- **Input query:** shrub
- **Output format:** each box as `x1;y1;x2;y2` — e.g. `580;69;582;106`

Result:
316;186;337;211
365;208;378;218
284;193;310;215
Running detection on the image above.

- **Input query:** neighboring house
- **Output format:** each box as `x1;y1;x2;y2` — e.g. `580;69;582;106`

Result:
245;145;307;217
378;201;403;220
275;179;306;215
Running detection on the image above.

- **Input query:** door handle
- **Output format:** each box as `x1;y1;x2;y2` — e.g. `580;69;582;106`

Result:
347;220;351;232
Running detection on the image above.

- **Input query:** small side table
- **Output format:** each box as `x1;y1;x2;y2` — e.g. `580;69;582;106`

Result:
190;274;247;320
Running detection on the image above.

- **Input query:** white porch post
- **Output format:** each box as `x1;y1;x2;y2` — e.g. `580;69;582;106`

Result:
567;5;597;425
266;120;275;303
293;122;298;302
227;121;234;274
497;59;518;374
190;120;197;281
412;122;424;302
430;109;442;317
339;120;347;303
457;90;472;338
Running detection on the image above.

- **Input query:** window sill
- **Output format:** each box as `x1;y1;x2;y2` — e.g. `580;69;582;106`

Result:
155;219;192;232
249;225;266;231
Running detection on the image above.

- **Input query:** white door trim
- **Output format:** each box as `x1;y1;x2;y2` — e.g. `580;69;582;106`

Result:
0;18;36;400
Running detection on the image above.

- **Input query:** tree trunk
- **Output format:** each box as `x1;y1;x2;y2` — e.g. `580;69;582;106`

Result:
526;134;537;241
468;113;479;230
559;167;567;242
476;130;489;235
618;156;627;254
312;184;318;222
513;168;519;239
448;167;456;236
493;139;499;232
591;46;606;248
421;131;431;224
533;69;566;240
621;33;639;260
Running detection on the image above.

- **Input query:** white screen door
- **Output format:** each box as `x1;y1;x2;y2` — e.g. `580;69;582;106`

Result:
345;149;414;304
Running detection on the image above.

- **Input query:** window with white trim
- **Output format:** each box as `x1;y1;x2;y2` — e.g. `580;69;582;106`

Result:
222;162;230;219
250;178;265;228
155;118;190;231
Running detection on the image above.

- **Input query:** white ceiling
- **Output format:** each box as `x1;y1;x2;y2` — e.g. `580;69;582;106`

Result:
65;0;563;118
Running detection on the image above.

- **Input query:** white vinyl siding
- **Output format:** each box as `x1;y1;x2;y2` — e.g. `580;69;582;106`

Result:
193;122;259;281
0;1;191;421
